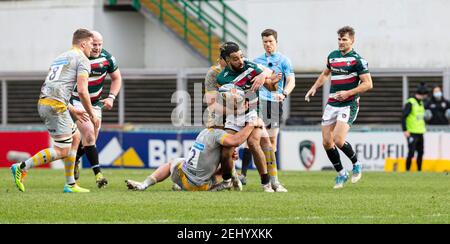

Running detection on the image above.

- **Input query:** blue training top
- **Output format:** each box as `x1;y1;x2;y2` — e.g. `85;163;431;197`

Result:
253;52;295;102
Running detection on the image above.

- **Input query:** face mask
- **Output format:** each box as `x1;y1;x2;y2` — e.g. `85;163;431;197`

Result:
433;91;442;100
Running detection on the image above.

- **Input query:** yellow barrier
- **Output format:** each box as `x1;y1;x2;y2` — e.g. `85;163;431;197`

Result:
385;158;450;172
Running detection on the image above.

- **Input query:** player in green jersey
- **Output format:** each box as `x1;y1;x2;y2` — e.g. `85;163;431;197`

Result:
71;31;122;188
305;26;373;189
217;42;288;192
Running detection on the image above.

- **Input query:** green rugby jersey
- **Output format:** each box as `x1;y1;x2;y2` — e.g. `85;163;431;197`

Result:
71;49;118;106
326;49;369;107
216;60;263;90
216;60;264;112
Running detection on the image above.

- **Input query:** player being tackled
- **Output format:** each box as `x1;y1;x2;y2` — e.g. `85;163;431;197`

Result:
125;89;263;192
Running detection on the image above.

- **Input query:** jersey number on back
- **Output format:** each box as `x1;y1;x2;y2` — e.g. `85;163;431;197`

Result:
186;142;204;169
47;64;64;81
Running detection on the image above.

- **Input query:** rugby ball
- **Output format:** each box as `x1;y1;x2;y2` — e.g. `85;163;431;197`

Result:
218;84;245;102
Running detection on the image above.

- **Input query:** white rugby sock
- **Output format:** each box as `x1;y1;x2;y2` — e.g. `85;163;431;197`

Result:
143;175;157;188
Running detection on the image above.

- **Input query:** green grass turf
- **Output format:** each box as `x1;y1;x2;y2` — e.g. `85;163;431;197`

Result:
0;168;448;223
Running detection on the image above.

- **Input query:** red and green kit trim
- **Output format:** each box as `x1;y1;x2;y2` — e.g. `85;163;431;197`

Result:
71;49;118;106
326;49;369;107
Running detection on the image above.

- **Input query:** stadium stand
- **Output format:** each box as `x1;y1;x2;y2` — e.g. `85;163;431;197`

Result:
0;71;446;125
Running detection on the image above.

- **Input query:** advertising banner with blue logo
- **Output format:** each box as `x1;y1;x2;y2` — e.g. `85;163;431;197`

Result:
83;130;262;169
83;131;197;169
83;130;278;169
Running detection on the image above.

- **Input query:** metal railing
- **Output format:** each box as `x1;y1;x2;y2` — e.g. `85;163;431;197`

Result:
1;68;449;126
145;0;217;62
106;0;248;62
175;0;248;50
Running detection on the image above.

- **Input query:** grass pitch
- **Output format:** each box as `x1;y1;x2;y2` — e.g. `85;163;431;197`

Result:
0;168;448;223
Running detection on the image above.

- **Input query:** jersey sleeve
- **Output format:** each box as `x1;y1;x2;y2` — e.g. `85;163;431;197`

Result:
204;67;220;93
215;129;230;145
77;57;90;78
107;54;119;73
247;60;264;75
326;54;331;70
282;56;295;77
216;70;226;86
356;58;370;75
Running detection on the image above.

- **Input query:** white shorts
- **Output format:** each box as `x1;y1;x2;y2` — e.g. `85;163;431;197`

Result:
321;103;359;126
72;99;103;120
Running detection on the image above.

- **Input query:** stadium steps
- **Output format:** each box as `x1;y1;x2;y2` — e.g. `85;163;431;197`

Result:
144;0;221;63
134;0;221;64
105;0;245;64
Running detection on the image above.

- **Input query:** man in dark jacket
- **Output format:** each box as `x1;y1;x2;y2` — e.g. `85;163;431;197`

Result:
425;85;450;125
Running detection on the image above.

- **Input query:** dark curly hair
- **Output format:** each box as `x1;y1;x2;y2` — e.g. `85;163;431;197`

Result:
220;42;240;60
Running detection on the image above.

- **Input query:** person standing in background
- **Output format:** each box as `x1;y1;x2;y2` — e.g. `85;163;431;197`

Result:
402;83;428;172
425;85;450;125
239;29;295;185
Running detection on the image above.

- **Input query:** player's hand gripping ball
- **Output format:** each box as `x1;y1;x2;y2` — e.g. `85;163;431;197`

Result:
218;84;245;103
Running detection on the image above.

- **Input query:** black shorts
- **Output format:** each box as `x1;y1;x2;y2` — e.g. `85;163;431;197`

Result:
407;133;424;154
260;100;284;129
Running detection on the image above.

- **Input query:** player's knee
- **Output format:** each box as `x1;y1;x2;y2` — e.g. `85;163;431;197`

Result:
78;126;95;145
333;136;345;148
78;120;95;136
269;137;277;150
83;133;96;145
322;140;334;149
54;147;70;158
247;137;260;150
72;129;80;140
248;132;261;149
260;136;272;148
71;131;82;149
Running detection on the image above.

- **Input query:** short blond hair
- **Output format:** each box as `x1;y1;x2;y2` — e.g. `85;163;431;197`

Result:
72;28;93;45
